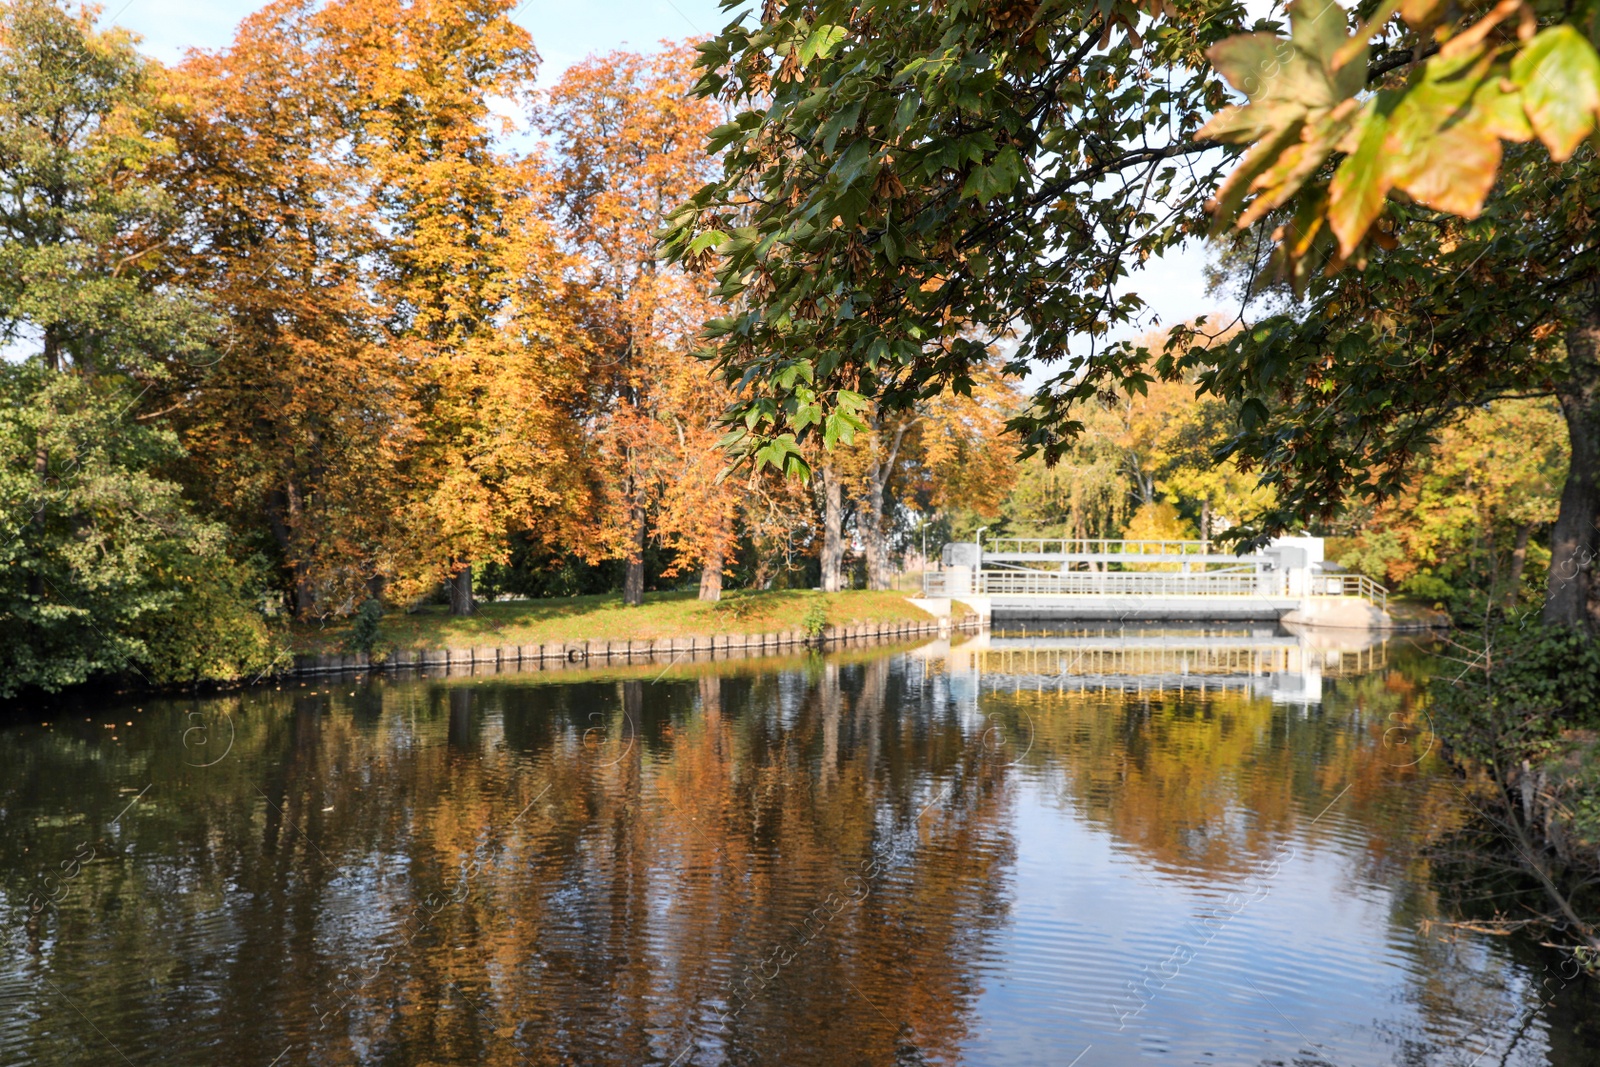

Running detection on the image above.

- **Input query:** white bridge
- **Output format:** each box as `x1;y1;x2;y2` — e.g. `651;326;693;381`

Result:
920;536;1389;625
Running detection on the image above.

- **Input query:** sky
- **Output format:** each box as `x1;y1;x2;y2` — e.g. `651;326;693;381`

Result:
101;0;1218;369
110;0;732;79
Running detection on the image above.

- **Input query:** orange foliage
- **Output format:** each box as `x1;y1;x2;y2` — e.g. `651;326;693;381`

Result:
542;45;737;601
163;0;590;616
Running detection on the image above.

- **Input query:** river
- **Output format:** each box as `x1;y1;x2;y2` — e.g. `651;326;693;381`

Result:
1;625;1595;1065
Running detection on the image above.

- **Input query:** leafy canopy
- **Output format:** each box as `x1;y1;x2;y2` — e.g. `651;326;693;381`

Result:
660;0;1257;477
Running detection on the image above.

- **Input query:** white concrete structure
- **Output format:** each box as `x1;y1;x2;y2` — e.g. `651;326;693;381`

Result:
925;535;1388;627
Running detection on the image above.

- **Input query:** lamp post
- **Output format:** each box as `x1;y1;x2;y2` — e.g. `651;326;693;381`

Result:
975;525;987;589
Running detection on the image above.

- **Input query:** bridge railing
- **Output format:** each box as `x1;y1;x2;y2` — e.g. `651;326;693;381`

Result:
1317;573;1388;610
983;537;1218;558
927;571;1278;597
981;572;1273;596
923;568;1390;605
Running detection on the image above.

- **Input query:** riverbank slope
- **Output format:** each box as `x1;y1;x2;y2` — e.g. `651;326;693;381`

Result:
292;589;946;659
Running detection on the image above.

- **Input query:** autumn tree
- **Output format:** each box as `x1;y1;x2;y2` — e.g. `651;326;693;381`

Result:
1000;435;1131;544
544;45;727;605
869;364;1017;588
998;330;1269;546
1183;132;1600;623
660;0;1600;629
1109;330;1273;538
0;0;274;691
1334;400;1567;611
661;0;1252;476
324;0;587;617
651;359;745;600
163;0;407;619
815;357;1017;590
166;0;588;620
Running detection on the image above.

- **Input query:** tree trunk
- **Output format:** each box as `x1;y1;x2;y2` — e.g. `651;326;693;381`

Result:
623;505;647;606
1506;522;1533;611
821;464;844;592
698;674;723;730
862;459;891;591
28;326;63;601
1200;499;1212;542
861;421;910;592
280;479;318;619
448;564;474;616
1544;311;1600;629
699;547;723;602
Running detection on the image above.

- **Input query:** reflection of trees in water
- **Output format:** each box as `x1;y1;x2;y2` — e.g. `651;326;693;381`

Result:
8;654;1586;1067
979;658;1600;1066
978;663;1461;885
0;665;1017;1065
641;656;1017;1065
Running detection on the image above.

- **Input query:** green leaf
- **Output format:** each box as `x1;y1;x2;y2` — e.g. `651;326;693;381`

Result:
830;138;873;188
961;145;1024;204
1196;100;1308;143
1471;67;1532;143
685;230;729;255
1208;34;1334;109
820;98;864;155
1512;25;1600;161
706;121;744;154
893;92;920;133
800;24;849;64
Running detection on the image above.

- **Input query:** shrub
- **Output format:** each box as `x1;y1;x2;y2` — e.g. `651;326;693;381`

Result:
1429;623;1600;767
801;597;829;641
711;591;764;623
343;597;385;656
0;364;282;694
132;553;283;687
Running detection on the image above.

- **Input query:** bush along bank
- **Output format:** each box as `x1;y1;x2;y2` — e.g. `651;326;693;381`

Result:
1428;622;1600;972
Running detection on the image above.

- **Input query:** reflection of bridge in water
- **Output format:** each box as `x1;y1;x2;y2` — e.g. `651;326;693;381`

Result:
920;626;1388;704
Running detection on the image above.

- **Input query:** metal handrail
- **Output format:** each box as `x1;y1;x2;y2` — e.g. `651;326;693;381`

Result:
925;571;1279;597
924;568;1390;607
984;537;1219;557
980;572;1276;596
1318;573;1388;610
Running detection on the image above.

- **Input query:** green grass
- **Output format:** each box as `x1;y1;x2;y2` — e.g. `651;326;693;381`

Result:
292;588;936;654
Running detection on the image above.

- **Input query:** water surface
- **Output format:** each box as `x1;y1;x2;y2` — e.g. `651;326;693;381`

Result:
1;626;1595;1065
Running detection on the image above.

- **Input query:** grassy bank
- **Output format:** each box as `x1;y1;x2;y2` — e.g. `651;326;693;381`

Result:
292;589;937;655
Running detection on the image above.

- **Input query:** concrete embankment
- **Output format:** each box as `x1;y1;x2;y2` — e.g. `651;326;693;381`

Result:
1281;597;1449;632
